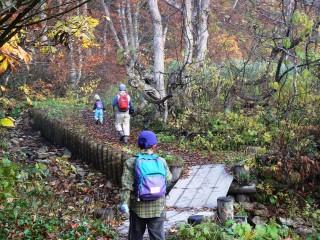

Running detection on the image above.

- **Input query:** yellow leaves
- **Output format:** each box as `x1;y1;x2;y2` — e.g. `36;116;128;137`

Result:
0;84;8;92
0;34;31;74
269;81;280;90
48;16;99;50
26;97;33;105
19;85;29;94
0;56;9;74
0;118;15;127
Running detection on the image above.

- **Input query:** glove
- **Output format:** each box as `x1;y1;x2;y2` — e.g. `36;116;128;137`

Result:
120;204;129;214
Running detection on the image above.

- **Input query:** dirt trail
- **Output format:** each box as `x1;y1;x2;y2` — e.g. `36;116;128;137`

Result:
77;109;214;166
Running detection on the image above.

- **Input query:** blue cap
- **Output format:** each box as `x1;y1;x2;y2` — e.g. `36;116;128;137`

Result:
138;131;157;149
119;84;126;91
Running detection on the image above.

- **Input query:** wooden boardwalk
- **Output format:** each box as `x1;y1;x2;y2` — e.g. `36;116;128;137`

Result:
118;164;233;239
166;164;233;209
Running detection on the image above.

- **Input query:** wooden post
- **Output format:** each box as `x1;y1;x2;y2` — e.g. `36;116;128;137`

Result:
102;146;109;177
97;144;103;173
217;196;234;225
108;149;113;179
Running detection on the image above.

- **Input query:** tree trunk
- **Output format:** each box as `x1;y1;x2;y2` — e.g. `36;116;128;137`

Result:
149;0;168;123
194;0;210;65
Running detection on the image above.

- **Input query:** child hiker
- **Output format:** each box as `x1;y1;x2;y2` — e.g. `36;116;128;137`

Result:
120;130;172;240
93;94;105;125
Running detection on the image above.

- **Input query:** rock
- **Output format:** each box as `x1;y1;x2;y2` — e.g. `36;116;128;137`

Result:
106;181;113;189
278;217;295;227
36;146;48;153
278;217;305;228
234;216;247;224
254;208;269;217
76;166;86;180
94;208;114;221
235;194;250;203
35;159;52;164
295;227;314;237
35;152;51;159
10;138;20;145
69;174;76;181
242;202;257;210
251;216;268;226
62;148;72;158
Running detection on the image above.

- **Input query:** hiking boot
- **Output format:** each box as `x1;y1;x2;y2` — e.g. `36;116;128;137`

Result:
96;120;99;124
118;131;125;141
123;136;128;143
99;120;103;125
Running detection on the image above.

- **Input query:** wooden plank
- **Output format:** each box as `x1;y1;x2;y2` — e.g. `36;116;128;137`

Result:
188;165;225;207
206;168;233;208
166;188;185;207
174;165;212;207
175;188;198;208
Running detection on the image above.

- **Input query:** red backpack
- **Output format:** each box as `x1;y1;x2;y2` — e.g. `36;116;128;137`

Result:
118;93;129;112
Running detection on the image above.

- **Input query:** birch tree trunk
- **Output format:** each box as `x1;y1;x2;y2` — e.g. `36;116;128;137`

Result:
149;0;168;123
183;0;193;65
68;42;77;87
194;0;210;65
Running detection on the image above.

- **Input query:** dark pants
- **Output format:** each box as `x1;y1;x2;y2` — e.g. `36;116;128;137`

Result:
128;209;165;240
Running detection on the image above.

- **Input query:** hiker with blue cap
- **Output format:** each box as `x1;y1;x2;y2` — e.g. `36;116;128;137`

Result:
112;83;134;143
120;130;172;240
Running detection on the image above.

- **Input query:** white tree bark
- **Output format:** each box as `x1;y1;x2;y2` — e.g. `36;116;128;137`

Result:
149;0;168;123
194;0;210;65
68;42;77;87
183;0;193;65
82;2;92;57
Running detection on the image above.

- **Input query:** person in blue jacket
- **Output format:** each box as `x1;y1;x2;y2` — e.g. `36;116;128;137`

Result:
112;84;134;143
93;94;105;125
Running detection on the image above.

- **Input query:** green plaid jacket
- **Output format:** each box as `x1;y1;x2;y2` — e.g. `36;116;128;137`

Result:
120;151;172;218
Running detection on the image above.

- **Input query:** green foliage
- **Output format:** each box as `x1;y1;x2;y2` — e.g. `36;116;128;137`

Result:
169;219;300;240
157;132;176;144
163;153;184;165
0;156;119;239
0;157;19;200
34;96;85;119
178;111;273;152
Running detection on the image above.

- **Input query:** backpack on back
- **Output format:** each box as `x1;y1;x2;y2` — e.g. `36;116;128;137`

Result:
96;101;103;109
134;154;167;201
118;93;129;112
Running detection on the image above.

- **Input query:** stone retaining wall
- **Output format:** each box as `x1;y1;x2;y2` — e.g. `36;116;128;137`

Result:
30;110;128;185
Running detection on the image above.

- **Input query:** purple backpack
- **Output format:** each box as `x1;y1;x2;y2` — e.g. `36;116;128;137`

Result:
134;154;167;201
96;101;103;109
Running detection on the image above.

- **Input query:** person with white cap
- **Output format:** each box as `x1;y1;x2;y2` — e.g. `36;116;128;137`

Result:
120;130;172;240
93;94;105;124
112;83;134;143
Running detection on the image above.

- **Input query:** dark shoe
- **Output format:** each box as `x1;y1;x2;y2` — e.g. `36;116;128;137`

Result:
118;131;125;141
96;120;99;124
